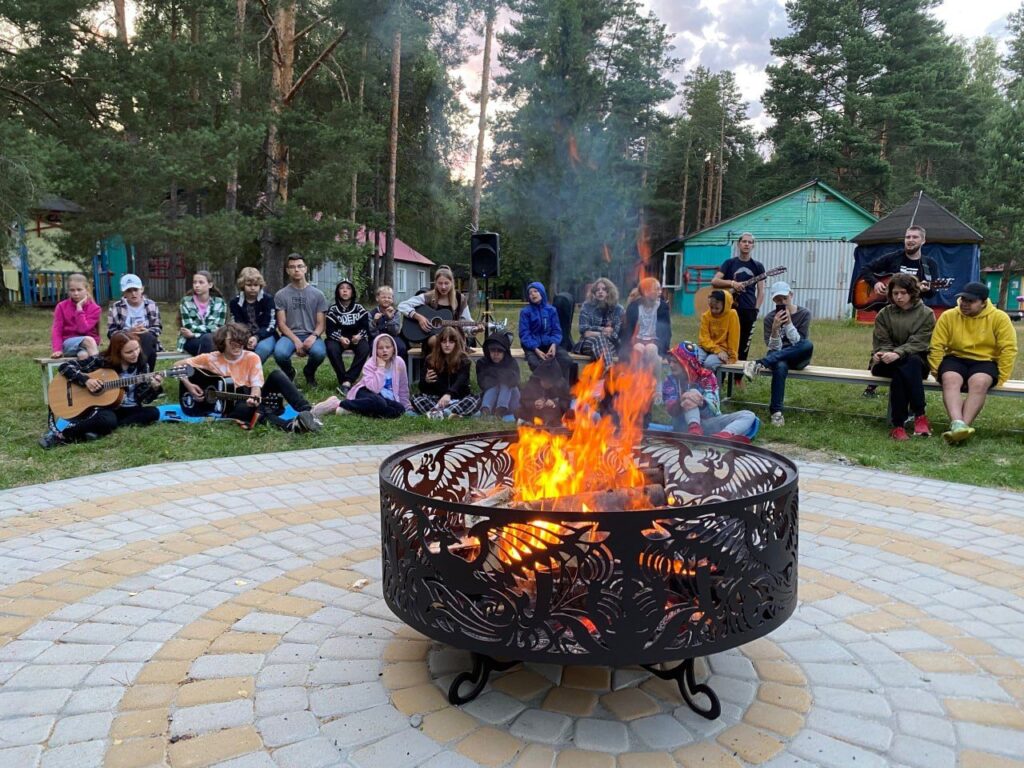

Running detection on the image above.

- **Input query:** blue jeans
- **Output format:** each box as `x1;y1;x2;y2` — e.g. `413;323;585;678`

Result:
253;336;276;364
481;385;521;414
671;409;758;438
273;335;326;379
697;348;725;372
759;339;813;415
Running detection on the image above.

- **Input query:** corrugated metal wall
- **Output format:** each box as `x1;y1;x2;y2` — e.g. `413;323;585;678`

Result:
311;261;430;304
752;240;855;320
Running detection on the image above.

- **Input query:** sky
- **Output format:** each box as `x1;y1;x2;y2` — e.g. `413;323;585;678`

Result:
453;0;1022;177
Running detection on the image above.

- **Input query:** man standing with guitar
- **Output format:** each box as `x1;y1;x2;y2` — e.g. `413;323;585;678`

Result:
711;233;765;371
857;225;941;301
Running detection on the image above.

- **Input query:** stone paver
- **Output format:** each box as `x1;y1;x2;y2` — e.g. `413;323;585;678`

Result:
1;445;1022;767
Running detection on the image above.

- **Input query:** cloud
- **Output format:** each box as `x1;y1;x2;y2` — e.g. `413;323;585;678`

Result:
647;0;714;37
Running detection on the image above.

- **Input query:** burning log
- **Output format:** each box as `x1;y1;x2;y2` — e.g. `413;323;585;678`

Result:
640;465;665;487
469;486;513;508
511;484;667;513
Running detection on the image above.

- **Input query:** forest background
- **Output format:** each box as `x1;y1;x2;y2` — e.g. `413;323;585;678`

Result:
2;0;1024;301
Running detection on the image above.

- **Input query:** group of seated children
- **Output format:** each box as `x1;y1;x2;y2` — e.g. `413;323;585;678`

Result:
44;261;766;446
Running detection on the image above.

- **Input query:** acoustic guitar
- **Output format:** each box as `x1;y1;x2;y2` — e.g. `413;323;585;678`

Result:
48;364;193;421
728;266;787;296
179;370;284;424
852;274;955;311
400;305;482;343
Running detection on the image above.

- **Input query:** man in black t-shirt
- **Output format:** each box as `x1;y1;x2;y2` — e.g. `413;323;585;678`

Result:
859;225;940;299
712;232;766;367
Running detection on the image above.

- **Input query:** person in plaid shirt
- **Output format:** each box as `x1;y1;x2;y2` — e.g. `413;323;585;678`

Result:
177;270;227;353
107;273;163;365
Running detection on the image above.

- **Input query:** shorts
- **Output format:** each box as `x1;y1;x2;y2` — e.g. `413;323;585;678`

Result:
61;336;92;357
938;356;999;391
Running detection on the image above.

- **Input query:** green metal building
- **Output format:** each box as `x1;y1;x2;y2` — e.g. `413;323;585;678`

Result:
656;180;876;319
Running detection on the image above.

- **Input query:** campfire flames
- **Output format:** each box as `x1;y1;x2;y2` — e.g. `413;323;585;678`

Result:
508;357;658;509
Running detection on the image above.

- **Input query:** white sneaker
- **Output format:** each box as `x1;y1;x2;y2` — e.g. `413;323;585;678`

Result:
311;396;341;418
426;409;445;421
742;360;763;382
770;412;785;427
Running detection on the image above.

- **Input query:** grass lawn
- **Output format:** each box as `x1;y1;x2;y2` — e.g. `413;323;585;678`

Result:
1;302;1022;491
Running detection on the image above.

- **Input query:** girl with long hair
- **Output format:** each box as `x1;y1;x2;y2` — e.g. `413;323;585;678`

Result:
177;270;227;353
412;326;479;418
574;277;623;369
39;332;164;448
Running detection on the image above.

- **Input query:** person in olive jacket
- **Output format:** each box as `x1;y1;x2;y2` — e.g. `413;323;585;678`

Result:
870;273;936;440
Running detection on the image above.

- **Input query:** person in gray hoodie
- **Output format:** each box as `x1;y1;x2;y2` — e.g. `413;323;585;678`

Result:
870;273;936;440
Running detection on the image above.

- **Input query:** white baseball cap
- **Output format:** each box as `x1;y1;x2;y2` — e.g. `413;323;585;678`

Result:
769;281;791;298
120;273;143;292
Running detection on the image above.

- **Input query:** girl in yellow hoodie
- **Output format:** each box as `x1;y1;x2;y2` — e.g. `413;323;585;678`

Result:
697;290;741;372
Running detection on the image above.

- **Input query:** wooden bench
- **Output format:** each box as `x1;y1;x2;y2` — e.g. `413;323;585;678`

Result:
35;351;189;405
717;362;1024;399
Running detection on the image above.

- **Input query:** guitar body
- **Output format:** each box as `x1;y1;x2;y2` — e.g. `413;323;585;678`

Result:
180;370;233;417
728;266;787;296
48;369;124;420
179;370;284;422
852;274;955;310
400;306;455;343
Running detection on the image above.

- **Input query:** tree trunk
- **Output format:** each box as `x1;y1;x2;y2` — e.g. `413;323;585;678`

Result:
225;0;246;216
349;41;367;234
385;16;401;289
695;156;705;232
874;120;889;218
261;1;297;291
714;113;725;224
468;2;496;312
999;259;1017;310
677;132;691;238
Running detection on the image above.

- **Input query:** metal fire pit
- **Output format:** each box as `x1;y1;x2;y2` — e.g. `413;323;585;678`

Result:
379;431;799;719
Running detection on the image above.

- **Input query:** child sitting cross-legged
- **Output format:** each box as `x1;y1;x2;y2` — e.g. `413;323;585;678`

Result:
312;333;412;419
476;331;521;419
412;326;480;419
663;341;759;443
516;357;571;428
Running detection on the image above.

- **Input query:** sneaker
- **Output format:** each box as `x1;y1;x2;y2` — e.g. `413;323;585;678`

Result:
289;411;322;433
336;381;352;397
862;385;879;399
742;360;763;382
942;420;975;444
304;375;318;389
311;396;341;418
711;431;751;444
426;409;445;421
890;426;910;441
38;429;66;450
913;414;931;437
770;412;785;427
687;423;703;436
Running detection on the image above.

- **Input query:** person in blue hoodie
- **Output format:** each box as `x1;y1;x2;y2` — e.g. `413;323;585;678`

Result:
519;281;576;380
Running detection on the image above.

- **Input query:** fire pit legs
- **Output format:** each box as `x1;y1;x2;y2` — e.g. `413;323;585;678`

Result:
642;659;722;720
448;653;520;705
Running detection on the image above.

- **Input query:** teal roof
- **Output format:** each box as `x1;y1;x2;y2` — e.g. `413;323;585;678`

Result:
661;181;876;250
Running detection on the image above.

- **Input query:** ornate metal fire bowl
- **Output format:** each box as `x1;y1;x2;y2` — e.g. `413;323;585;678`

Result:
379;431;799;719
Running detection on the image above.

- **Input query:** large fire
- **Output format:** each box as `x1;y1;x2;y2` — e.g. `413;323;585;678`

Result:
507;357;658;508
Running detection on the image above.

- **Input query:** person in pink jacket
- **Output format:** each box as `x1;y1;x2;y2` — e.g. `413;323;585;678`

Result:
51;273;101;359
312;334;412;419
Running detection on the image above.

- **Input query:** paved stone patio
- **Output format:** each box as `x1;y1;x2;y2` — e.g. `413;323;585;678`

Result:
1;444;1023;767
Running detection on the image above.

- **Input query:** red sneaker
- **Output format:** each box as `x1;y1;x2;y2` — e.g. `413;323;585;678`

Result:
711;431;751;444
687;423;703;436
913;414;931;437
890;426;910;441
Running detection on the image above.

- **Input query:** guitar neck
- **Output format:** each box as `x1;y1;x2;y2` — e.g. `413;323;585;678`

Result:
99;372;153;391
